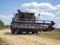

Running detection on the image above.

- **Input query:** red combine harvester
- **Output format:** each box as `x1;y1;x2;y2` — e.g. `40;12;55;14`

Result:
10;10;55;34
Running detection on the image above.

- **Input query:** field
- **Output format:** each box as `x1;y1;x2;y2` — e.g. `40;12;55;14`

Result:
38;30;60;40
0;37;9;45
0;29;60;45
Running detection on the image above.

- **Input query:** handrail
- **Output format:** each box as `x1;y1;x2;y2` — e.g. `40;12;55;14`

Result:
12;17;55;27
14;18;52;22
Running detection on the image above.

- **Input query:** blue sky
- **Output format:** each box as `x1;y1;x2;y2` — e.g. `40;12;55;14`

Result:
0;0;60;28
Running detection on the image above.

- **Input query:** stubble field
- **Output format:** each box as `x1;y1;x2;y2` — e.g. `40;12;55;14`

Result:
0;29;60;45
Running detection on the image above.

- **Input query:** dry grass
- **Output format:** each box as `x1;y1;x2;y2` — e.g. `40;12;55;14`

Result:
0;37;9;45
0;29;60;45
38;30;60;40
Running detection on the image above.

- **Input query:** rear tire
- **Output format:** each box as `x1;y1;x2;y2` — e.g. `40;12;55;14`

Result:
32;31;35;34
11;29;16;33
26;31;30;34
16;30;22;34
35;31;38;34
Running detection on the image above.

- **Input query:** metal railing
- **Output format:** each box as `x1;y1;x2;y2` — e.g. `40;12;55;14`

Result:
12;17;55;26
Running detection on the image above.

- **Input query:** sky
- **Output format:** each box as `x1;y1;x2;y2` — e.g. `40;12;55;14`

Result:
0;0;60;28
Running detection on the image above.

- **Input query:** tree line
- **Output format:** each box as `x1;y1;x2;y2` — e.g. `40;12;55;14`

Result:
0;20;4;29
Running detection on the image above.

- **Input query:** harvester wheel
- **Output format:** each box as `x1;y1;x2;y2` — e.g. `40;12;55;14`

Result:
26;31;29;34
35;31;38;34
16;30;22;34
32;31;35;34
11;29;15;33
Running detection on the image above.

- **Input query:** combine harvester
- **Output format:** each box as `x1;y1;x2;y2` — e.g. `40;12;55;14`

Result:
10;10;55;34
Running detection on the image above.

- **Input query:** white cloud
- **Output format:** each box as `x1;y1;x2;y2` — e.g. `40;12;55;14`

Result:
55;10;60;16
55;17;60;19
0;14;13;25
22;2;59;11
22;2;39;9
23;9;39;13
57;10;60;14
0;15;13;19
40;12;55;17
33;11;55;21
22;2;60;20
56;5;60;10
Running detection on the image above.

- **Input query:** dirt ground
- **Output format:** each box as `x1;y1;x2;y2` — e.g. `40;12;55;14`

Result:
0;29;60;45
